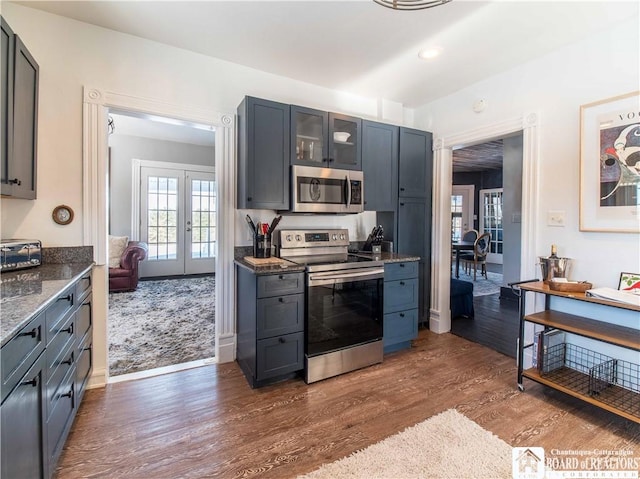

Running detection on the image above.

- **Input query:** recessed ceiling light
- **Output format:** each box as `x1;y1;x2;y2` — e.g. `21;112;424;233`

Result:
418;48;441;60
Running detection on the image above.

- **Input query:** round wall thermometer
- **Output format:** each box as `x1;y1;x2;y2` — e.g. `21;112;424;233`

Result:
52;205;74;225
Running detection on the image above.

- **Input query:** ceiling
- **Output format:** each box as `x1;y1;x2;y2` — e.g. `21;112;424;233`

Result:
452;140;502;172
109;112;216;147
15;1;639;108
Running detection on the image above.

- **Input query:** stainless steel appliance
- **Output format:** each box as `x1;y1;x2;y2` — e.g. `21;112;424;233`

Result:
0;239;42;272
290;165;364;214
276;228;383;383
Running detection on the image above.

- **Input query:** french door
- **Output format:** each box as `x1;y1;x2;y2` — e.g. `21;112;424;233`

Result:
451;185;474;242
138;164;216;277
479;188;503;264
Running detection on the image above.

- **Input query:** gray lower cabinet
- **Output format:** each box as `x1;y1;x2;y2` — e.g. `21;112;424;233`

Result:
236;266;305;388
383;261;419;354
0;271;92;478
0;15;38;199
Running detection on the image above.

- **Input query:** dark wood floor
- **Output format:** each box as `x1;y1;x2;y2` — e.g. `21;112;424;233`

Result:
56;331;639;479
451;293;520;358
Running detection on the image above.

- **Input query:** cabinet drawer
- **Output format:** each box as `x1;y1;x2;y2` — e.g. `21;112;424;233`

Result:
76;274;91;302
75;337;92;404
384;278;419;313
46;311;75;372
384;261;418;281
256;332;304;380
257;293;304;339
257;273;304;298
46;366;75;476
75;297;92;346
45;339;75;417
46;285;75;343
1;312;45;403
0;351;46;479
383;309;418;347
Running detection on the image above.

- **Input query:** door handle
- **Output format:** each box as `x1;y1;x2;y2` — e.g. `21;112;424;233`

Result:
186;227;192;232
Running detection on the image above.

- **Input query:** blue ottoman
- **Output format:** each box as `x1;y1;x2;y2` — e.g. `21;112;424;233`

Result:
451;278;474;319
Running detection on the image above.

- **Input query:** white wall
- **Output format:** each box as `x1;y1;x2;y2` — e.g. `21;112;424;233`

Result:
415;15;640;290
0;3;405;244
108;134;215;238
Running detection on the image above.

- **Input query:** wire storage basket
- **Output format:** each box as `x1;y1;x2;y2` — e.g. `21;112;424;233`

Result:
540;343;640;418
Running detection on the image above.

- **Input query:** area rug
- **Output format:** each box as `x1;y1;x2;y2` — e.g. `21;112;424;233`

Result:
298;409;511;479
456;270;503;297
108;276;215;376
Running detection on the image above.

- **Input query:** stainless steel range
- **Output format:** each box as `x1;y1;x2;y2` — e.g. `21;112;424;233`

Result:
276;229;384;383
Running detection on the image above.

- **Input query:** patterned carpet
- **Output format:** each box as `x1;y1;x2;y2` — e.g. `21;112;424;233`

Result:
108;276;215;376
455;269;503;296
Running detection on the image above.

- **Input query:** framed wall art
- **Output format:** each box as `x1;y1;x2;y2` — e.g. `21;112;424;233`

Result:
618;272;640;293
579;91;640;233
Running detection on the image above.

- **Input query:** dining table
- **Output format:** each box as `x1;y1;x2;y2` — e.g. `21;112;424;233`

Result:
452;241;475;278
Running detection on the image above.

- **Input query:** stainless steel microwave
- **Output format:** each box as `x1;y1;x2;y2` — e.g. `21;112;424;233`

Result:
290;165;364;214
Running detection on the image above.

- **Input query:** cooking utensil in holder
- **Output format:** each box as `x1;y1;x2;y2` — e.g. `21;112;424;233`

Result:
254;233;272;258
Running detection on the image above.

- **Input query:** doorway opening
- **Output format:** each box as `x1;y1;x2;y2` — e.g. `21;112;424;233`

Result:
449;136;522;357
107;110;216;379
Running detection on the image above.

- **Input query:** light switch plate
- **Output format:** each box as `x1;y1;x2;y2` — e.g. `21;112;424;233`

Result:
547;210;565;227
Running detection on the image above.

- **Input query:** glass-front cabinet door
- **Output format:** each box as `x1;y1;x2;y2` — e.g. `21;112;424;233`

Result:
328;112;361;170
291;105;328;167
291;106;362;171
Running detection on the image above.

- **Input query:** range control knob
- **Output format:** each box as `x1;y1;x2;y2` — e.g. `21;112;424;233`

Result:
340;234;346;240
295;234;302;241
332;234;337;241
286;234;292;242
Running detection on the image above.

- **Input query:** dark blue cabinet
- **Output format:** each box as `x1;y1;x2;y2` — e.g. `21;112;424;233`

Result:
383;261;419;353
236;266;305;388
291;105;362;170
237;96;290;210
363;120;398;211
397;128;432;324
1;15;39;200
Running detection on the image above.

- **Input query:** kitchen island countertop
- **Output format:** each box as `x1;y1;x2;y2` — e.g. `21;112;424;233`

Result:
1;262;93;346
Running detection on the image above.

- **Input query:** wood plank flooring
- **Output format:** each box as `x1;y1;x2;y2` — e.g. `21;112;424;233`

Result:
56;331;640;479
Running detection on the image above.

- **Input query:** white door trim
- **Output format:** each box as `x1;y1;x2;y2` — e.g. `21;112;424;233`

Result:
82;87;236;387
430;113;539;334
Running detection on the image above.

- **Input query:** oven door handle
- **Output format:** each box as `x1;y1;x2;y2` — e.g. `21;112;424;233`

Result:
308;268;384;286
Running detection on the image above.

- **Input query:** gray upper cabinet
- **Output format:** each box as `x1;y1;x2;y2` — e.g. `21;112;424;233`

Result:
291;105;361;170
1;17;38;200
398;127;431;198
237;96;290;210
362;120;398;211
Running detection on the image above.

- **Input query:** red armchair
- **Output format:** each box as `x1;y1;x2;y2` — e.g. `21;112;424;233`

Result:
108;241;148;293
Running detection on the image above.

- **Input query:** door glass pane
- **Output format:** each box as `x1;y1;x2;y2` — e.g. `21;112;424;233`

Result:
295;111;324;164
482;190;503;255
147;175;178;260
451;194;463;242
332;117;358;166
191;180;216;259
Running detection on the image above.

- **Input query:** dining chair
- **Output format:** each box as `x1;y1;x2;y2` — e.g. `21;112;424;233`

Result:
460;232;491;280
461;229;479;242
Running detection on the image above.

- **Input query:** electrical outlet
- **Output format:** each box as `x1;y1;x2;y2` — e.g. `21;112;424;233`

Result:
547;210;565;227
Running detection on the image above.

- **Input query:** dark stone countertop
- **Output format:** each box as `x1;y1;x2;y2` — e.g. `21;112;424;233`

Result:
351;252;421;263
234;257;306;275
234;244;419;275
1;262;94;346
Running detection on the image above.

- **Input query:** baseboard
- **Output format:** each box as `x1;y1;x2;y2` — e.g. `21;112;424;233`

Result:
87;367;107;389
217;334;236;363
139;273;215;281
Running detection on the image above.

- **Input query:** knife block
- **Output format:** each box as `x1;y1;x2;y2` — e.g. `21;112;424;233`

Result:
254;233;272;258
